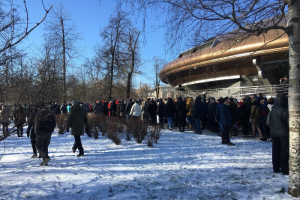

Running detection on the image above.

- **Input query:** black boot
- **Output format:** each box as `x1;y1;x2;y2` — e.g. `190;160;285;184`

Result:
77;153;84;157
31;153;37;159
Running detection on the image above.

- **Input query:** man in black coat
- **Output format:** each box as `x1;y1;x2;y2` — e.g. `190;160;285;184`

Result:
125;99;133;119
208;97;217;132
220;99;235;146
177;97;187;132
269;94;289;175
164;98;175;130
229;98;238;136
148;99;158;125
35;106;56;166
192;96;205;134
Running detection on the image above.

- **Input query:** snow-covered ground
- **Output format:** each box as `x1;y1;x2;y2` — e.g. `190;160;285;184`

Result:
0;126;296;200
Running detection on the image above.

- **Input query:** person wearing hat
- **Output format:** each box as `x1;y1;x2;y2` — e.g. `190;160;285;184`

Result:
269;94;289;175
67;100;89;157
265;98;275;138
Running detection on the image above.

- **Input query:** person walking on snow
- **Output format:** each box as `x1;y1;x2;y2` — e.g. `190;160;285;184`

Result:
67;100;89;157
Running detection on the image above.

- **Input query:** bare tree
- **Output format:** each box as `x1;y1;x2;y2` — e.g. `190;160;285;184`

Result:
43;2;81;102
115;0;300;197
118;27;142;99
96;11;131;100
152;57;165;99
0;0;52;54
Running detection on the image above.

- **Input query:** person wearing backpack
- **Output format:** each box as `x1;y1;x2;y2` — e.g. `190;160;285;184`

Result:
35;106;56;166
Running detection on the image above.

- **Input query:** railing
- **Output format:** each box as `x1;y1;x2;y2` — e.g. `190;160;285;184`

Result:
181;84;289;100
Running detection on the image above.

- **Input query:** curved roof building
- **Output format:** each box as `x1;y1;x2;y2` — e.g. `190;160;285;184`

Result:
159;21;289;94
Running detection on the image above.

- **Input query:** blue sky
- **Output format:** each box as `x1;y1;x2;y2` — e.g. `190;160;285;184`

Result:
16;0;174;86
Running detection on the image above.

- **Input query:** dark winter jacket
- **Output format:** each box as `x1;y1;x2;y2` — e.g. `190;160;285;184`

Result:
125;101;133;114
156;100;165;116
13;106;26;126
220;104;232;126
215;104;222;122
177;97;187;119
269;95;289;138
229;100;238;123
164;99;175;118
27;107;38;138
50;104;60;115
192;96;206;120
148;101;158;116
102;102;109;115
208;101;217;117
93;103;102;114
67;104;89;136
34;107;56;135
60;104;68;114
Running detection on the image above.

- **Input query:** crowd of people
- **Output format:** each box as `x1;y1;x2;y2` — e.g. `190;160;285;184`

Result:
0;93;289;174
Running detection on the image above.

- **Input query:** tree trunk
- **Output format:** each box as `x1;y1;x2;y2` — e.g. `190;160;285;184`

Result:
126;73;132;99
61;17;67;103
288;0;300;197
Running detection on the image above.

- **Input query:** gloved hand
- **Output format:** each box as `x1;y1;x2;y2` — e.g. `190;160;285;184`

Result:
66;128;69;132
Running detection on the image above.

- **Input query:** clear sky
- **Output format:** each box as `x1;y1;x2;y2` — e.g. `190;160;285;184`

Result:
15;0;174;87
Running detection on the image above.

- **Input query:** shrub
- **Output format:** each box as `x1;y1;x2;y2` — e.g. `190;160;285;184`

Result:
87;113;99;139
106;117;124;145
123;118;132;141
54;114;67;134
130;118;149;143
149;125;162;143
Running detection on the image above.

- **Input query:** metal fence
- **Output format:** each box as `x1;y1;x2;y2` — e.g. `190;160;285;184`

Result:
180;84;289;100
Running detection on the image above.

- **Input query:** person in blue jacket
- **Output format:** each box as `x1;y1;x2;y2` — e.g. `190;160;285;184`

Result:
220;98;235;145
192;96;206;134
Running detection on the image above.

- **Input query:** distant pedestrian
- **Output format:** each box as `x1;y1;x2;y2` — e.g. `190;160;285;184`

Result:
164;98;175;130
67;100;89;157
220;99;235;146
130;101;141;118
